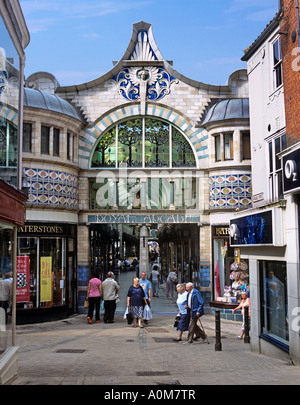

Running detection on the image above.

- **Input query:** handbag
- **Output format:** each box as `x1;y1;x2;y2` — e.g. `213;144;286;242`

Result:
84;298;89;308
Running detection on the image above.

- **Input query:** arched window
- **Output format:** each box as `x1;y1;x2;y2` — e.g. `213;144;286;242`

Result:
91;117;196;168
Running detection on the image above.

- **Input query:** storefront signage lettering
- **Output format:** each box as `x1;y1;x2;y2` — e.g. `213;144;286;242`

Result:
18;225;65;234
215;227;230;236
283;148;300;194
88;214;201;224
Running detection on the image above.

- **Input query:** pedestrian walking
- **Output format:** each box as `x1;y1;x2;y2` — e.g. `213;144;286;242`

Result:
86;272;102;324
151;265;160;297
102;271;120;323
166;269;177;299
173;283;190;342
127;277;147;328
139;271;152;324
0;273;12;324
184;282;206;344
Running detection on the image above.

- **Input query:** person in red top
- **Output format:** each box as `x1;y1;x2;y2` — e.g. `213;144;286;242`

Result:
86;272;103;324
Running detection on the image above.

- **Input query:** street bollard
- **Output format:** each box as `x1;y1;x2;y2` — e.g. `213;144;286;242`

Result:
215;310;222;351
244;306;250;343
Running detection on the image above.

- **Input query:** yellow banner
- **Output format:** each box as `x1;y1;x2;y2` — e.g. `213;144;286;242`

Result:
40;257;52;302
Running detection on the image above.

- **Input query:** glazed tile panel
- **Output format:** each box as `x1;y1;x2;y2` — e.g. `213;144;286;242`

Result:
24;168;78;208
209;174;252;209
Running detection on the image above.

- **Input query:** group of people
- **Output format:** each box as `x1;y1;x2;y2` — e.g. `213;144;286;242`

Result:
85;267;208;346
174;282;207;344
86;271;120;324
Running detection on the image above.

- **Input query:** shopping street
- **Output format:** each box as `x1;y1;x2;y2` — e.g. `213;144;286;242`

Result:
9;270;300;387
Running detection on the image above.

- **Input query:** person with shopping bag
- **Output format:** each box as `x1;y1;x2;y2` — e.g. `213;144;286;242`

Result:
139;272;152;324
127;277;147;328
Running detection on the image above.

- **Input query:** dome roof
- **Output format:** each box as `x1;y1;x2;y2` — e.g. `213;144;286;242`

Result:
201;98;249;127
24;88;85;123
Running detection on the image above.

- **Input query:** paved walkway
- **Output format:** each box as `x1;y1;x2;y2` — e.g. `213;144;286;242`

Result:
10;271;300;386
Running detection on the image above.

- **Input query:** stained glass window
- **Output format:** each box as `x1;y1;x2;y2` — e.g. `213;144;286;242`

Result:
172;128;196;167
91;127;116;167
145;119;169;167
90;117;196;169
118;119;142;167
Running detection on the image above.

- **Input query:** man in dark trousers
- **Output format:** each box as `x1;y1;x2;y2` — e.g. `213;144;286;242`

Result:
102;271;120;323
184;282;206;344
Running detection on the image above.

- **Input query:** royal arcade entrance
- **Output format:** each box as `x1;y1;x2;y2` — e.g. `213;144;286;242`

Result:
76;115;209;310
83;216;202;308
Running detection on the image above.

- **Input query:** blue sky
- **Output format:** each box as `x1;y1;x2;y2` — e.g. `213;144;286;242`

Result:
20;0;279;86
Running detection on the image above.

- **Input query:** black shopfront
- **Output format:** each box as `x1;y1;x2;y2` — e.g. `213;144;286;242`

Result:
16;222;77;324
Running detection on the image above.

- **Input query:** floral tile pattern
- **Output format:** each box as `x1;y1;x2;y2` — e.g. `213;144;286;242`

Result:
24;168;78;208
209;174;252;209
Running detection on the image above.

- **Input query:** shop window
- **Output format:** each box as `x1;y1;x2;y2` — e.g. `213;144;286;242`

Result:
23;122;32;153
41;126;50;155
268;133;286;201
259;260;288;347
273;37;283;89
17;237;67;308
53;128;60;157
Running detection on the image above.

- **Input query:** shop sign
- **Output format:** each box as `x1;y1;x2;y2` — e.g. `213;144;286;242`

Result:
283;148;300;194
16;256;30;303
88;214;201;224
213;227;230;237
18;223;66;236
230;210;273;246
40;257;52;302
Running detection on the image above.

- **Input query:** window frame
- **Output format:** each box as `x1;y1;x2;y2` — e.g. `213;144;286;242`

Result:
272;36;283;90
41;125;50;155
267;132;286;202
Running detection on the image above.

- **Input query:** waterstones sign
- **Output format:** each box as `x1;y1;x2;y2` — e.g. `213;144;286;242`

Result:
88;214;201;224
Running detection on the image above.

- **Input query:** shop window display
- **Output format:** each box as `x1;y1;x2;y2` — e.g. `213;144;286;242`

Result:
260;260;288;346
17;237;66;308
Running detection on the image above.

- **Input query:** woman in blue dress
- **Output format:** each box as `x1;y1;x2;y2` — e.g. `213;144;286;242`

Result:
173;283;190;341
127;277;147;328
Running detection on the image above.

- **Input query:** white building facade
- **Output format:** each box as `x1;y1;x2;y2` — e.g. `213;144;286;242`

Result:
232;15;300;365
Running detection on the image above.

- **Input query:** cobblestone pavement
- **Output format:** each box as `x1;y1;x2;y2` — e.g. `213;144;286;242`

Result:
9;271;300;387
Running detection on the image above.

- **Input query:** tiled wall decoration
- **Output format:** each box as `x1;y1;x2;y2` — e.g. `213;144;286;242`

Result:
209;174;252;209
24;168;78;209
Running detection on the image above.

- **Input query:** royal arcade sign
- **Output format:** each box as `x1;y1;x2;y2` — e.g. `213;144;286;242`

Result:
88;214;201;224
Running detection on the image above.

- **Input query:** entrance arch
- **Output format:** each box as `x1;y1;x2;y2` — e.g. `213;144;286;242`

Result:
78;103;209;169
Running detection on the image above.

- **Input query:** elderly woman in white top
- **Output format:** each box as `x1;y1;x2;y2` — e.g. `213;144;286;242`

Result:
173;283;190;342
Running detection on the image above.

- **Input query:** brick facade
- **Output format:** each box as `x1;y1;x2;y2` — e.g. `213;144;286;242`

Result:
280;0;300;147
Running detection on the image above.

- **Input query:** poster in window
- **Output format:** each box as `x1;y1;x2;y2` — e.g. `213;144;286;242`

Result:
40;257;52;302
16;256;30;303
